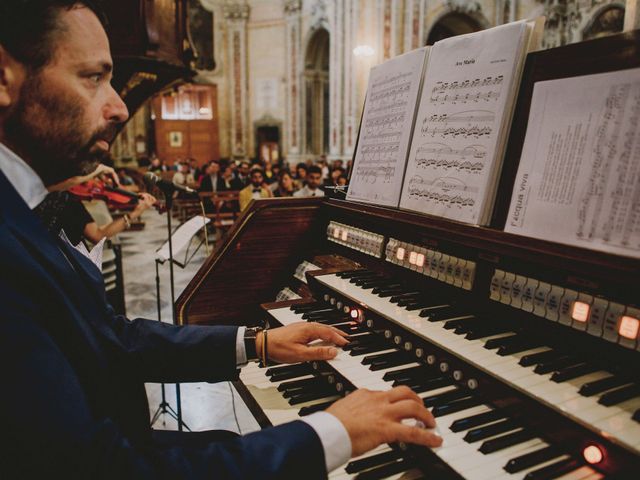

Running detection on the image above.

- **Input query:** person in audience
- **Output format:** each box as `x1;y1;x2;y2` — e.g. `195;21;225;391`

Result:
294;165;325;197
236;160;251;187
337;174;348;187
148;154;166;174
221;163;243;190
273;170;296;197
239;167;273;210
117;168;139;192
294;162;308;189
188;157;201;181
0;1;441;478
325;166;345;187
199;160;225;193
172;161;195;189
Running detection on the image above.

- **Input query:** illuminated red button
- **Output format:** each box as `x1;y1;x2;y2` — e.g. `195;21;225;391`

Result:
350;308;360;319
571;301;590;323
583;445;603;464
618;315;640;340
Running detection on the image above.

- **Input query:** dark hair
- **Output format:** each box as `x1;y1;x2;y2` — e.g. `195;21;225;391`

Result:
307;165;322;176
0;1;106;70
296;162;308;172
250;168;265;177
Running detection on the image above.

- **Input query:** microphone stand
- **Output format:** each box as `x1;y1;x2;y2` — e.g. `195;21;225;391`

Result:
150;185;189;432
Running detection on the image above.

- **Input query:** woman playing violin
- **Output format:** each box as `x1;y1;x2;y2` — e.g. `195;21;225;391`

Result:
35;163;157;245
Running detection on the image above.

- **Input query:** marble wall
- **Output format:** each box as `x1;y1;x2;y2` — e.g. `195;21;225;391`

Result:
112;0;629;166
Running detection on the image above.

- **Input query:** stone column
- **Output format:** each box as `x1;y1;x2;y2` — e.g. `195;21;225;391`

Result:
625;0;640;30
329;0;345;159
284;0;303;162
223;2;250;159
342;0;358;158
404;0;426;51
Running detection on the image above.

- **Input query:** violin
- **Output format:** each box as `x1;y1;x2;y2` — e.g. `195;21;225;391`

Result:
69;179;166;213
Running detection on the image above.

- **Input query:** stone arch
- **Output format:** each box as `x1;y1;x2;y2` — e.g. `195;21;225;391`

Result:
581;3;625;41
303;27;330;156
425;6;491;46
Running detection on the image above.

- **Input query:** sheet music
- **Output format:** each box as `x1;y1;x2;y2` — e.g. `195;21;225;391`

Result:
347;47;429;207
156;215;211;262
399;21;529;224
505;68;640;259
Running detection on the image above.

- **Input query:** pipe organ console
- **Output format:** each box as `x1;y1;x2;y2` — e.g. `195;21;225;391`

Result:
175;32;640;480
177;196;640;479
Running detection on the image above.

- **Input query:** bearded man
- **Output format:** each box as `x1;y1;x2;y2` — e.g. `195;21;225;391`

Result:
0;2;441;478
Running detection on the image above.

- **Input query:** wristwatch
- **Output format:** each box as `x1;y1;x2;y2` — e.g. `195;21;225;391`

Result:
244;326;264;361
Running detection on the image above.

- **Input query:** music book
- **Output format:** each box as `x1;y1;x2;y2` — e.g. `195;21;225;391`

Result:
505;68;640;259
346;46;430;206
398;19;543;225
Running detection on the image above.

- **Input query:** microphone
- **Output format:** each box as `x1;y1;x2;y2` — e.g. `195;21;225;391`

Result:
143;172;197;195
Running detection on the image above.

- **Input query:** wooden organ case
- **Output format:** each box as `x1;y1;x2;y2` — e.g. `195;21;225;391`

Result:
102;0;198;115
176;32;640;479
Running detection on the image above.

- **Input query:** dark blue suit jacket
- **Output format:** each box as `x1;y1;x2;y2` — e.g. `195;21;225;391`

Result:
0;171;326;479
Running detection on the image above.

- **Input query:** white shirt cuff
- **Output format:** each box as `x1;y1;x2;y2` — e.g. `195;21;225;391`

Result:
301;411;352;473
236;326;247;366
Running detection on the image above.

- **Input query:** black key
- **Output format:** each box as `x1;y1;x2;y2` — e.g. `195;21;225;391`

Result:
372;285;402;295
633;408;640;423
579;375;632;397
395;376;452;393
282;382;330;398
288;390;334;405
354;277;386;287
350;344;390;356
397;297;429;307
339;270;373;279
389;292;421;303
444;317;475;330
334;323;363;335
313;316;353;326
383;365;429;381
304;309;345;319
484;334;520;350
524;457;583;480
345;449;403;474
266;363;307;377
504;446;563;473
405;301;434;311
423;388;473;408
362;350;405;365
498;341;546;356
355;458;416;480
464;418;520;443
370;356;414;371
277;377;322;393
533;356;580;375
291;301;324;312
519;349;563;367
432;396;485;417
418;306;459;321
336;269;365;278
599;384;640;406
551;363;600;383
465;324;512;340
450;409;507;432
376;289;407;298
298;399;337;416
269;366;313;382
479;428;536;454
302;309;334;319
350;274;379;284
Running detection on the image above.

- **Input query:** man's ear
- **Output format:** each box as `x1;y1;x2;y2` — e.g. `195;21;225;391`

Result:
0;45;24;108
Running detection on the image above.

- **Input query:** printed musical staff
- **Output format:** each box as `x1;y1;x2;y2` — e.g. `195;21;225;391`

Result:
406;175;476;208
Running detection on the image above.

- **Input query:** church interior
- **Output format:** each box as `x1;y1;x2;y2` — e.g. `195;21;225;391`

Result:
2;0;640;478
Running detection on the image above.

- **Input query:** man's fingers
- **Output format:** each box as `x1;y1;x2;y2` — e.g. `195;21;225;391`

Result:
386;400;436;428
299;345;338;360
385;385;424;405
308;324;349;346
389;423;443;448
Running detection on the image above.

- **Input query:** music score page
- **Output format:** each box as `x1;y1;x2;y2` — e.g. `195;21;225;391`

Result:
347;47;429;207
505;68;640;259
399;21;529;224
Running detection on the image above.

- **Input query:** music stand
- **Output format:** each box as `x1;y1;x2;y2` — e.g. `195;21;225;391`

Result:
150;206;210;432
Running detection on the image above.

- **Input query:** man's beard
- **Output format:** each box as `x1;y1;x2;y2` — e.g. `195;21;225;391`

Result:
4;73;118;186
